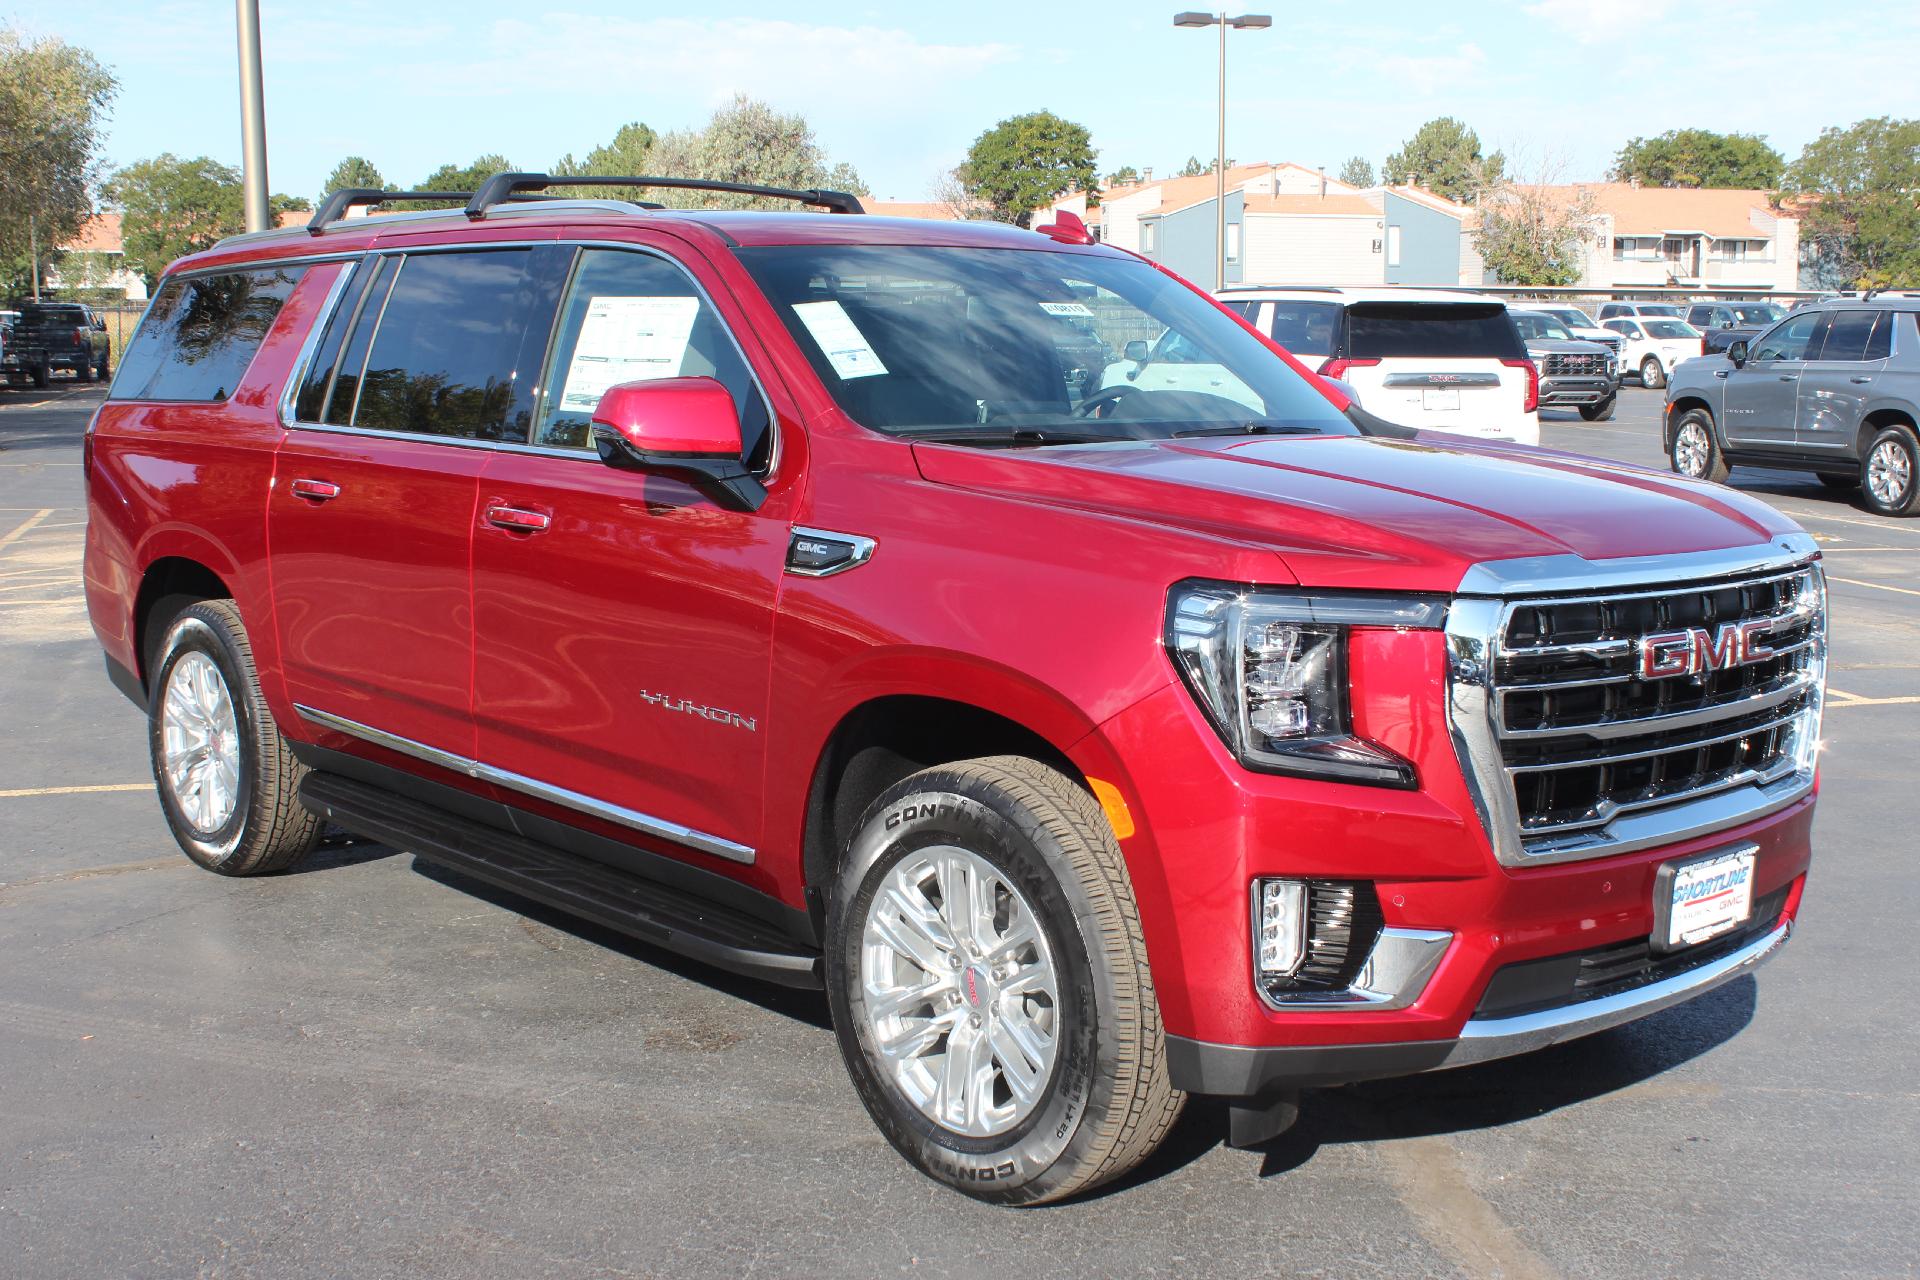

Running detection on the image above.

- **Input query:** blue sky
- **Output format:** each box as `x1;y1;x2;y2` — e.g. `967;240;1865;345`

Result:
6;0;1914;202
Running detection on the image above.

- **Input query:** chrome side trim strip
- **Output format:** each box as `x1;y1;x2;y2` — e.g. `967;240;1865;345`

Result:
1439;922;1791;1068
293;704;755;865
1259;927;1453;1012
1456;533;1819;596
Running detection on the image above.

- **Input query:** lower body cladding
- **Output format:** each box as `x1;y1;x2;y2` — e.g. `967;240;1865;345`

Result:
1091;681;1816;1102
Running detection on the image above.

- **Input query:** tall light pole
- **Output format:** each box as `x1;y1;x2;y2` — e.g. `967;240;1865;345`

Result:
235;0;270;232
1173;12;1270;291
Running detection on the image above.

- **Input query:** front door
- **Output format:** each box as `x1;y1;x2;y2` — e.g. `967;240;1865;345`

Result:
1721;311;1824;451
469;244;795;869
1797;309;1890;456
269;245;564;760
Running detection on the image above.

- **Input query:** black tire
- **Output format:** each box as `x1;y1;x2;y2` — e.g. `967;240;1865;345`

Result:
95;352;110;380
147;599;322;875
1579;395;1617;422
1640;356;1666;389
826;756;1183;1205
32;362;50;389
1860;424;1920;517
75;357;92;383
1669;407;1729;484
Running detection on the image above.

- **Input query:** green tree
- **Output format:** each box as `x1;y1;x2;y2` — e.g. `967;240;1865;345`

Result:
320;155;387;202
1383;117;1503;203
958;110;1097;227
1612;129;1784;188
1178;155;1208;178
105;154;244;286
1781;116;1920;289
1472;182;1595;286
0;27;117;296
415;154;514;208
1338;155;1375;188
642;96;866;208
553;121;656;190
1105;165;1140;187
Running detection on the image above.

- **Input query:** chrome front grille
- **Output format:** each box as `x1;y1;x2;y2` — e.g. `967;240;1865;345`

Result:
1447;547;1826;867
1543;351;1608;378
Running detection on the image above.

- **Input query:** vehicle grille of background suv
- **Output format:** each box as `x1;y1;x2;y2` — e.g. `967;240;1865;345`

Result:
1542;351;1609;378
1447;559;1826;866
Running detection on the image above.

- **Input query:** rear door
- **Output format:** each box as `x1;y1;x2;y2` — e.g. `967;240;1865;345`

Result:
1722;311;1826;451
1337;302;1529;438
1796;309;1890;455
268;245;566;760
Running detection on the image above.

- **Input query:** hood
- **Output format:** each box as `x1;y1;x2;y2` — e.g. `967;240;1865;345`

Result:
913;433;1800;593
1526;338;1609;355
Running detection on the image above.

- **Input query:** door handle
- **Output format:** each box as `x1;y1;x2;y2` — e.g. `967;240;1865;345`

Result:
290;478;341;501
1778;375;1797;382
1713;370;1728;378
485;505;551;532
1850;376;1873;384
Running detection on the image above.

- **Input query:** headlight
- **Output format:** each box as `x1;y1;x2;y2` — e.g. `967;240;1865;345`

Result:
1164;582;1447;787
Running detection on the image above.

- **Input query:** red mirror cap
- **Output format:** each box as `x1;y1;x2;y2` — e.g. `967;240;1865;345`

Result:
590;376;743;457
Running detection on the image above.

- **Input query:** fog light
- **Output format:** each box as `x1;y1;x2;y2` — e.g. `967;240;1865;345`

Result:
1254;879;1308;979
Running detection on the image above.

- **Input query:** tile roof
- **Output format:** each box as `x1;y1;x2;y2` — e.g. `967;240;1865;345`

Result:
61;213;123;254
1518;183;1785;238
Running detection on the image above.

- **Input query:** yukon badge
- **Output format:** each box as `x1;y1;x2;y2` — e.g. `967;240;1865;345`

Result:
1639;620;1776;680
637;689;758;732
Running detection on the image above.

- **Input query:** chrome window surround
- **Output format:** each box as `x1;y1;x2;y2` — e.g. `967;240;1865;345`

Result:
1446;534;1825;869
273;239;783;481
294;704;755;865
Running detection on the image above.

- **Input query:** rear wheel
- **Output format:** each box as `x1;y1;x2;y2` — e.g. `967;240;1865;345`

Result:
826;756;1183;1205
1670;408;1729;484
1579;395;1616;422
1861;425;1920;517
1640;356;1666;389
148;599;322;874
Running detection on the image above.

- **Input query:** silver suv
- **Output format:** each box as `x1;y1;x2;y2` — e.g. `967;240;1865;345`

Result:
1665;299;1920;517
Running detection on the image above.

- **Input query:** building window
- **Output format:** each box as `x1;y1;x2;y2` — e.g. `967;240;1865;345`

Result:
1225;222;1241;262
1142;222;1157;253
1714;239;1750;262
1386;225;1403;267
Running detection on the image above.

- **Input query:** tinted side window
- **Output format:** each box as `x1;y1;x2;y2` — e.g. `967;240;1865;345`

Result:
1266;301;1339;355
110;266;307;402
532;248;771;466
1752;312;1824;362
292;259;382;422
353;250;549;442
1863;312;1894;361
1817;310;1882;363
1344;304;1525;360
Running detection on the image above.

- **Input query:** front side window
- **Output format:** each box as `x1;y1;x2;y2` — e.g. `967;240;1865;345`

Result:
738;245;1354;442
531;248;770;465
111;265;307;402
1752;311;1826;362
1266;301;1340;356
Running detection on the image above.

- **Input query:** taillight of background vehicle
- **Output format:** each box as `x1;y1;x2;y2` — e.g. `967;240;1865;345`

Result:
1501;358;1540;413
1320;357;1379;381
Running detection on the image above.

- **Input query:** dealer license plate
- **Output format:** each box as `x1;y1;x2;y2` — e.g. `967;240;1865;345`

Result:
1657;847;1756;950
1423;388;1460;411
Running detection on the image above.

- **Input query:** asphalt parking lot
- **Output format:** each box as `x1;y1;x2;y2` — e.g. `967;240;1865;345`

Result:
2;383;1916;1278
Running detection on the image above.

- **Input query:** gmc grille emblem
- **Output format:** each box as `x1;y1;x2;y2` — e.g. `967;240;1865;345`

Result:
1639;621;1775;680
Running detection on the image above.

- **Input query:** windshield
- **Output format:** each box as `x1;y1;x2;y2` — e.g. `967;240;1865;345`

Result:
1543;308;1594;329
1734;305;1782;324
738;245;1354;442
1644;320;1697;339
1510;312;1574;341
1638;305;1684;318
1265;300;1340;356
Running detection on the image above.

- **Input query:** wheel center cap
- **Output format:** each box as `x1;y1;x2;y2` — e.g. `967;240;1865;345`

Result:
963;964;988;1008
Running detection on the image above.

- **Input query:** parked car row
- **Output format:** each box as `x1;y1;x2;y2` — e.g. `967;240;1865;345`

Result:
0;302;112;388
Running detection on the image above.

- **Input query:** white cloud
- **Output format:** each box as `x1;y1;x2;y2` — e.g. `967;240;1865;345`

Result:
1523;0;1676;45
1373;42;1489;97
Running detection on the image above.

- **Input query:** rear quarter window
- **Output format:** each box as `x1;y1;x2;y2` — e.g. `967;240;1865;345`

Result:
1344;303;1525;360
110;265;308;402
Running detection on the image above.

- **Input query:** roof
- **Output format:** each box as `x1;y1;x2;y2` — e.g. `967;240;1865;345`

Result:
62;213;123;253
1217;286;1506;306
1243;194;1378;216
1516;183;1786;239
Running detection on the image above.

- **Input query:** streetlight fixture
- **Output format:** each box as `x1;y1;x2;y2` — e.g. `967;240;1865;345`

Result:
1173;11;1271;291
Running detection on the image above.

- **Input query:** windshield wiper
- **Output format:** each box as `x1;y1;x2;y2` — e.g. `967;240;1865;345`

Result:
895;426;1136;447
1170;422;1326;438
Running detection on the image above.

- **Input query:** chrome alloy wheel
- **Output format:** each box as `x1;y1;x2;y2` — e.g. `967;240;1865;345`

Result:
1868;439;1913;508
160;651;242;834
859;845;1060;1138
1675;421;1713;478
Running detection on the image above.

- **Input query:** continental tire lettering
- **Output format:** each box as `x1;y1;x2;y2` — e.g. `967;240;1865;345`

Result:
935;1158;1019;1182
885;801;954;830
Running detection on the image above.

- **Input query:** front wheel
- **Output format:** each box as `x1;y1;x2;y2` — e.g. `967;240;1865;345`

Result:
1862;424;1920;517
1579;395;1617;422
826;757;1183;1205
1670;408;1729;484
1640;356;1666;389
148;599;322;874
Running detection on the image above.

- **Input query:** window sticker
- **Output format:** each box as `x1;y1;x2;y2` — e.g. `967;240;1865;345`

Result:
792;300;889;380
1039;301;1094;318
557;295;701;414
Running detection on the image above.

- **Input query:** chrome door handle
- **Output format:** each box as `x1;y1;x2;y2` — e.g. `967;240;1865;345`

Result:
485;505;551;532
1713;370;1728;378
290;478;341;501
1778;375;1797;382
1850;376;1873;384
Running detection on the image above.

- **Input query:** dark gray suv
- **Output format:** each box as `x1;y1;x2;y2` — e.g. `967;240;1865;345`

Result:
1665;300;1920;516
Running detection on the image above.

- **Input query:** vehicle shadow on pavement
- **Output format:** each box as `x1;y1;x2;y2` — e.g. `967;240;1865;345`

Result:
406;854;836;1030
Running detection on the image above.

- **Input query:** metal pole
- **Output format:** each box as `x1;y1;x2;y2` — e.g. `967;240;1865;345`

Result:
28;215;39;302
1216;14;1227;291
235;0;270;232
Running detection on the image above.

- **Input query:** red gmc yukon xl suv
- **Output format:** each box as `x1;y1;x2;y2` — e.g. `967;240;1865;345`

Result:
85;176;1826;1204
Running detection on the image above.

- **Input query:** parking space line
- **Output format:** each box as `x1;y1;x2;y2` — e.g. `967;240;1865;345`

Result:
1827;575;1920;598
0;509;54;552
1826;689;1920;708
0;599;84;606
1776;507;1920;535
0;783;152;798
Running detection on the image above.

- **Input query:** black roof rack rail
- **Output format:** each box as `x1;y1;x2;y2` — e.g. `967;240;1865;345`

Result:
463;172;865;219
307;188;476;236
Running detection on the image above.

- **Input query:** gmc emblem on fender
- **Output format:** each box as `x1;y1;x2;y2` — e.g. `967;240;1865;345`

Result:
1639;620;1776;680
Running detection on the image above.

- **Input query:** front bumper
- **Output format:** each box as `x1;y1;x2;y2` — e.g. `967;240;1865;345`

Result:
1537;375;1616;407
1167;919;1790;1095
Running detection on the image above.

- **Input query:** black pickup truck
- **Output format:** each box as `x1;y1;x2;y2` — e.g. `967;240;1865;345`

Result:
1;303;111;387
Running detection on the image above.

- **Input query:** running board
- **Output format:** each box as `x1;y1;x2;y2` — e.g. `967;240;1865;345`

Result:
299;772;822;988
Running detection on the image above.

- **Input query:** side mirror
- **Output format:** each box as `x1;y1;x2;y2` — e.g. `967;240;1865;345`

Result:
1123;339;1151;363
93;316;106;331
1727;340;1749;367
589;376;765;512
